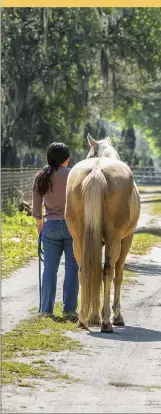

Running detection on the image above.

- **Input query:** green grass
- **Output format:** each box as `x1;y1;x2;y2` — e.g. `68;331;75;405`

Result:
149;202;161;216
2;359;76;387
138;185;161;193
28;306;38;313
130;233;161;255
123;270;137;285
46;388;56;392
2;330;79;359
2;211;37;278
2;303;81;387
2;360;45;385
2;311;80;360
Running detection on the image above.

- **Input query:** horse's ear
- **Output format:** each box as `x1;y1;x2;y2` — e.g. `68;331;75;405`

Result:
87;133;97;148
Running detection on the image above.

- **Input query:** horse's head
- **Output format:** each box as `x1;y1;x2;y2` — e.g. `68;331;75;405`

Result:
86;134;120;160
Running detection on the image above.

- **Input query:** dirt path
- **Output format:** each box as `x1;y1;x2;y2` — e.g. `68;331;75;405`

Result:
2;192;159;333
2;245;161;413
2;189;161;413
2;256;65;333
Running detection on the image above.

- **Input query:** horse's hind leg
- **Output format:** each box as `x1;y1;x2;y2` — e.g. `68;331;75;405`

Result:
112;233;133;326
88;293;101;326
101;240;121;333
101;266;114;333
66;203;82;266
66;206;86;327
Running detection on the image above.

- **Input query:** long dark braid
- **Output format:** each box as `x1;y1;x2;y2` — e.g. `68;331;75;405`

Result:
35;142;70;196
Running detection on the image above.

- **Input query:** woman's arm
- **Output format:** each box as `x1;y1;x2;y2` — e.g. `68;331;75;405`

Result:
32;173;43;235
36;218;43;235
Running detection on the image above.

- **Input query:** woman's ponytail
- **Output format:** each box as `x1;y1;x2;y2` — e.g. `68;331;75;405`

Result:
34;142;70;196
35;165;56;196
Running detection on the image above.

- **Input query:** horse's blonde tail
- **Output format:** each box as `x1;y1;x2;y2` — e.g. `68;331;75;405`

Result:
81;168;107;322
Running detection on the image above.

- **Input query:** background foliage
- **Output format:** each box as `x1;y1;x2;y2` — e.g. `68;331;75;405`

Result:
2;7;161;167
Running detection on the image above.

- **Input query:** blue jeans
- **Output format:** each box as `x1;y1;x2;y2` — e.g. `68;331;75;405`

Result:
41;219;79;314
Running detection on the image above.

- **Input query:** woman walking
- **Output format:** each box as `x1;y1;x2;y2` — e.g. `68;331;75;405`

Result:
32;142;79;320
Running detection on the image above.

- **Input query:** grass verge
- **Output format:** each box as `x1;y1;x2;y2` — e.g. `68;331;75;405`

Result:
2;360;76;387
123;270;137;285
149;202;161;216
138;185;161;193
2;211;37;278
2;361;45;385
130;233;161;255
2;303;81;387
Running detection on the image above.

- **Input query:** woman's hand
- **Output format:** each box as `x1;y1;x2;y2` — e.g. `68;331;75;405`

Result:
36;219;43;235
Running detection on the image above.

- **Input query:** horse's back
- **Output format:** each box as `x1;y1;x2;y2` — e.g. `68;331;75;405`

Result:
67;157;133;199
66;157;140;236
68;157;131;183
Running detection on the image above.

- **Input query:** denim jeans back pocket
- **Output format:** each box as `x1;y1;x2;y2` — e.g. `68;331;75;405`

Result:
42;220;61;241
42;221;56;239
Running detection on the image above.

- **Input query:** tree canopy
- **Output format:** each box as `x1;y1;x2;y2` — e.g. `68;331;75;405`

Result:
2;7;161;166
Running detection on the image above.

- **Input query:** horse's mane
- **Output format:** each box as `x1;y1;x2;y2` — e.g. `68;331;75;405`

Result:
101;135;113;146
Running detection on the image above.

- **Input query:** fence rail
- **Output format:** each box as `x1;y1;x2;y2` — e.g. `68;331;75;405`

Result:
1;168;37;212
129;165;161;185
1;166;161;213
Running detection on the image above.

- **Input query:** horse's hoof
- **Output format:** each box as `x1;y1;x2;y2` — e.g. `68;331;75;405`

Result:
88;313;101;327
113;316;125;326
101;322;113;333
78;320;88;330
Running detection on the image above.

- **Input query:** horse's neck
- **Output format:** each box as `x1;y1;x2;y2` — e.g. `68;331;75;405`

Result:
102;145;120;160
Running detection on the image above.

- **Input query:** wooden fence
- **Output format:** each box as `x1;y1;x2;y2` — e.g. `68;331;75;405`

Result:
1;168;37;213
1;166;161;213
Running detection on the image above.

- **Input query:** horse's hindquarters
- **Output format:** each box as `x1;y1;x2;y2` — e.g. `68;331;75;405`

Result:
124;182;140;236
65;159;141;330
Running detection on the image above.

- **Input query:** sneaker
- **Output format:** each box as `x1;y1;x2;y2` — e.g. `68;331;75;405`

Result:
38;312;54;319
62;312;79;322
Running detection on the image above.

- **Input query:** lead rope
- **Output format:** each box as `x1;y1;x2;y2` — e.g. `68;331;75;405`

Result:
38;232;44;313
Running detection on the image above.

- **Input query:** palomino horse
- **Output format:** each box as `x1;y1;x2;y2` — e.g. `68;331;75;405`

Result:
65;134;140;333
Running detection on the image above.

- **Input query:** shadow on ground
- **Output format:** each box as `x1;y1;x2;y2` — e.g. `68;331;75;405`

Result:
125;262;161;277
141;199;161;204
139;190;161;194
88;325;161;343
